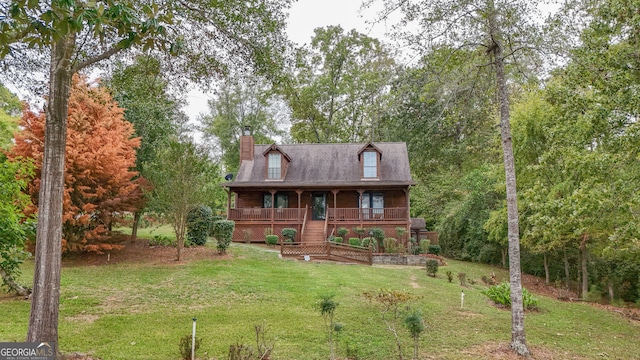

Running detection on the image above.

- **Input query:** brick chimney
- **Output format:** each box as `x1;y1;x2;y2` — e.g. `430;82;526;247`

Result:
239;125;254;164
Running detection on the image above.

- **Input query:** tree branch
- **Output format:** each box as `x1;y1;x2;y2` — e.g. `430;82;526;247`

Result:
72;43;124;73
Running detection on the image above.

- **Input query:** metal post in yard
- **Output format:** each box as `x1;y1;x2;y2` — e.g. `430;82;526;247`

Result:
192;317;197;360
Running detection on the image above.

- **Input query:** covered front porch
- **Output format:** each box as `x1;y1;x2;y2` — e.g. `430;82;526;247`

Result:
225;187;411;243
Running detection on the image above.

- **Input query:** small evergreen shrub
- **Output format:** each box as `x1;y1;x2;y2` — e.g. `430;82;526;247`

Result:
178;334;201;360
481;282;539;310
281;228;297;242
395;226;407;239
361;237;377;252
428;244;441;255
425;259;439;277
446;271;454;283
383;237;398;253
333;236;343;243
369;228;385;243
186;205;213;246
265;234;279;246
420;239;430;254
349;238;361;246
337;227;349;238
212;220;235;254
352;227;365;239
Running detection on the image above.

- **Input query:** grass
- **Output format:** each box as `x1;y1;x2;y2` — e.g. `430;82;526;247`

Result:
1;243;639;360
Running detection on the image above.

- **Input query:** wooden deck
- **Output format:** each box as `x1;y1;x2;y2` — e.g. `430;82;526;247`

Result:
228;207;407;221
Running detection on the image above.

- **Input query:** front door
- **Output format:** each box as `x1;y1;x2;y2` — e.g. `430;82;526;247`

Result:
312;193;326;220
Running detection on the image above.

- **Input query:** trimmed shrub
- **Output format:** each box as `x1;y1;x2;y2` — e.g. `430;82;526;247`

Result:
352;227;365;239
383;237;398;253
337;227;349;238
395;226;407;239
333;236;343;243
420;239;430;254
281;228;297;242
212;220;235;254
265;234;279;246
348;238;361;246
186;205;213;246
428;244;441;255
481;282;539;310
425;259;439;277
361;237;378;252
369;227;385;243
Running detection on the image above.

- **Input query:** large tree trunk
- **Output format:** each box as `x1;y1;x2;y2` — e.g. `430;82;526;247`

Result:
488;1;530;356
27;34;75;346
563;250;570;288
580;234;589;299
131;210;141;241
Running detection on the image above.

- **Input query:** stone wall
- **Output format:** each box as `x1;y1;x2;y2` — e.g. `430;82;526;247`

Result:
372;254;426;266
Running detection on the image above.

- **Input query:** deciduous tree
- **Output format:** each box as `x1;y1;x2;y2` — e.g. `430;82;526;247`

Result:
369;0;547;354
0;0;290;344
146;137;223;261
10;75;143;253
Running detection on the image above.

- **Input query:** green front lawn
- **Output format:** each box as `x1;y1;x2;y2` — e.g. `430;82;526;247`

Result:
1;243;638;359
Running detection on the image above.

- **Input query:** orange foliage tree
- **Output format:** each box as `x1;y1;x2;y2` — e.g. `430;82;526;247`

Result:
10;75;144;253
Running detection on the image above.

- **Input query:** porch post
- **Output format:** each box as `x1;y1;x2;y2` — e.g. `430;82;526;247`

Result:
357;189;364;224
225;188;231;219
296;189;303;219
404;187;411;248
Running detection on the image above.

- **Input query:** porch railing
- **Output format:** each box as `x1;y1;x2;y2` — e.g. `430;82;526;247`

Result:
228;208;304;221
228;207;408;222
328;208;408;221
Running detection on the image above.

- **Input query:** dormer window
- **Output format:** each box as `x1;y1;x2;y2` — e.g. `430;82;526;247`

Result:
363;151;377;178
268;153;281;179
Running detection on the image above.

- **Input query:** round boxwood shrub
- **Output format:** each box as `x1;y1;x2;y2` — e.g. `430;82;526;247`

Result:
281;228;297;242
337;227;349;238
212;220;234;254
348;238;361;246
266;234;279;246
428;244;442;255
186;205;213;246
425;259;439;277
333;236;343;243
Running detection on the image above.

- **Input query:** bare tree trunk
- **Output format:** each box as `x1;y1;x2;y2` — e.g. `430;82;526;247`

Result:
580;234;589;299
543;253;550;285
501;248;507;268
131;210;141;241
608;281;614;303
563;250;570;288
488;1;529;356
27;34;75;347
0;268;31;297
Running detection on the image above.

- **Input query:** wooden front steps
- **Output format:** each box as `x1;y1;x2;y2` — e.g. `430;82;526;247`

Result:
302;220;325;243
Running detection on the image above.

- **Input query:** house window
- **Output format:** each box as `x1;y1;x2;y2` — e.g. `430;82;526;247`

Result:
268;153;281;179
363;151;377;178
361;192;384;218
264;193;288;208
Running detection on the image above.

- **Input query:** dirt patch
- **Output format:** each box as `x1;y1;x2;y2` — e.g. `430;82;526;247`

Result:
462;342;590;360
61;239;228;267
410;274;421;289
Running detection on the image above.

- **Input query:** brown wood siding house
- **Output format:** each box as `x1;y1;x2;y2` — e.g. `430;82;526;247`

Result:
221;134;416;245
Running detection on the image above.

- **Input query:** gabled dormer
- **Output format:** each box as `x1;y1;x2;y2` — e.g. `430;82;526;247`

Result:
262;144;292;180
357;142;383;179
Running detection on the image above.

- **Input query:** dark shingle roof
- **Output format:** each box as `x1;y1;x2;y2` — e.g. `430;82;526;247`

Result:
225;142;415;189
